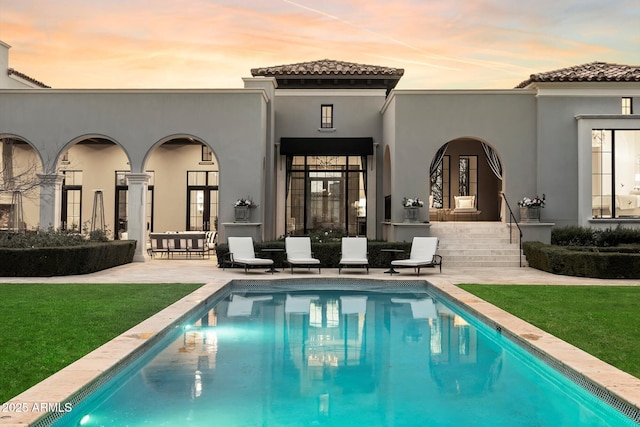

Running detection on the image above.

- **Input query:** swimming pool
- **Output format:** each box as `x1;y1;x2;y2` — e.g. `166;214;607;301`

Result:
46;280;638;426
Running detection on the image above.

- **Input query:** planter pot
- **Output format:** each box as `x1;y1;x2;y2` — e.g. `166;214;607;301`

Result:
234;206;252;223
519;206;541;223
403;206;421;223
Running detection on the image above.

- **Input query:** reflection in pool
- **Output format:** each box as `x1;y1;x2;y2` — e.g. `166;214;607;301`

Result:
52;281;636;426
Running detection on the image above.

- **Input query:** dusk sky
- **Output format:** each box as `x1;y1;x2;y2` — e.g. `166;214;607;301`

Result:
1;0;638;90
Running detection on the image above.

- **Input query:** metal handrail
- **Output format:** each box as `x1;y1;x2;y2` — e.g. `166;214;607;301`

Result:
500;192;524;267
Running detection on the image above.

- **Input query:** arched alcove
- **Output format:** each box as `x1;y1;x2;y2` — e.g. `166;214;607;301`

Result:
57;135;129;237
1;135;44;230
429;138;504;221
144;135;219;234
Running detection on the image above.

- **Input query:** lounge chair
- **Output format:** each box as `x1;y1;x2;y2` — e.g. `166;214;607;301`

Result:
390;237;442;275
285;237;321;274
338;237;369;274
226;237;274;274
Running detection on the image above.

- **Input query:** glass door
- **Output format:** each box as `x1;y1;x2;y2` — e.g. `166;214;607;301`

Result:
308;173;343;231
187;171;219;231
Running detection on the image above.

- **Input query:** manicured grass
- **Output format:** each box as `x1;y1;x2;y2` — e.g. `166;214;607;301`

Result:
457;285;640;379
0;283;203;403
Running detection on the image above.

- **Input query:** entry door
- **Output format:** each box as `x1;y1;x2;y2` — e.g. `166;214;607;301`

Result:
307;174;343;231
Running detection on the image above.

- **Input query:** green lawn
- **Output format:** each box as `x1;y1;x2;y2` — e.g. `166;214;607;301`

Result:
457;285;640;379
0;283;203;403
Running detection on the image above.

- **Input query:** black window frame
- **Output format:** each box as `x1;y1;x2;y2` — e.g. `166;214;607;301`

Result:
321;104;334;129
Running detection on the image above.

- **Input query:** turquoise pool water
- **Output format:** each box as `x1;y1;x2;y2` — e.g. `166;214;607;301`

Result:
51;281;637;426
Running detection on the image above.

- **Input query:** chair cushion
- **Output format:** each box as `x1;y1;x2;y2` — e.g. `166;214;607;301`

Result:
454;195;475;209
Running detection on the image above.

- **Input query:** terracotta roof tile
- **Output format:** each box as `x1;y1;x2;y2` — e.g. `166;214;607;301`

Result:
516;62;640;88
251;59;404;78
7;68;50;88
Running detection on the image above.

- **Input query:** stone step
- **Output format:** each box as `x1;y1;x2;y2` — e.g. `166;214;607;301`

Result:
437;249;522;257
428;221;527;267
436;237;519;247
443;259;526;268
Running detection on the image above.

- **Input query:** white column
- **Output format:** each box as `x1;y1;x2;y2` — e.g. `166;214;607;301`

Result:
126;173;150;262
37;173;64;230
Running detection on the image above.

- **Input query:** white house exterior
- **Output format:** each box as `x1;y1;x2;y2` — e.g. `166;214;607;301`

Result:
1;40;639;261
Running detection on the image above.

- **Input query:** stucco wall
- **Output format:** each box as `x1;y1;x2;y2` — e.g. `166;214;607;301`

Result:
385;90;537;224
537;94;626;227
273;89;386;237
0;90;268;230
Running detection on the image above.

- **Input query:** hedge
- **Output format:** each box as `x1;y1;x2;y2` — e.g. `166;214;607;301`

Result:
523;241;640;279
0;241;136;276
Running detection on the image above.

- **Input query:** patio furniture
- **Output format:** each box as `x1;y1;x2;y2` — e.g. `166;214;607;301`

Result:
338;237;369;274
226;237;274;274
390;237;442;275
284;237;321;274
149;232;210;258
261;247;285;273
451;195;480;220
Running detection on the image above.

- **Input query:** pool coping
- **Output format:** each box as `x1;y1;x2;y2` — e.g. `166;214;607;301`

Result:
1;277;639;426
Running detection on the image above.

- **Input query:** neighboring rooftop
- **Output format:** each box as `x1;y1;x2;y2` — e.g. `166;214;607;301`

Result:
516;62;640;88
251;59;404;93
8;68;50;88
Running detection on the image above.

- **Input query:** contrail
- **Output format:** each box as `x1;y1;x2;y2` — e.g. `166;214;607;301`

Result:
282;0;530;73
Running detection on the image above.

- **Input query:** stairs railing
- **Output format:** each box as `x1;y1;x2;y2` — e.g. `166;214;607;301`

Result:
500;192;524;267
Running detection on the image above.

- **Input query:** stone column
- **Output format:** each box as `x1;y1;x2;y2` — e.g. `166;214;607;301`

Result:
37;173;64;230
126;173;151;262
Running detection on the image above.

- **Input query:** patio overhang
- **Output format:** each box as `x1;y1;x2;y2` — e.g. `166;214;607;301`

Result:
279;137;374;156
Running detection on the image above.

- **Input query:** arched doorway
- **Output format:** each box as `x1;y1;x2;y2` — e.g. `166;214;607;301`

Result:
429;138;503;221
57;136;130;237
1;136;42;231
145;136;219;234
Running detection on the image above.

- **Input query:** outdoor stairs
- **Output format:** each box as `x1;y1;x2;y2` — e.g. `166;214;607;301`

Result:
429;222;526;268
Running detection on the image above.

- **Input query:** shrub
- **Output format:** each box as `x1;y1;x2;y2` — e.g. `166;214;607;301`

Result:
524;241;640;279
0;227;111;248
551;225;640;247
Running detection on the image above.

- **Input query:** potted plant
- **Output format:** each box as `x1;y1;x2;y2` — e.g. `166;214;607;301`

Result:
402;197;424;223
517;194;545;222
234;197;257;223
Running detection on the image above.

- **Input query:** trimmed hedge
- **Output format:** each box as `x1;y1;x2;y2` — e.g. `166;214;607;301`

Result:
523;241;640;279
0;241;136;276
215;240;412;269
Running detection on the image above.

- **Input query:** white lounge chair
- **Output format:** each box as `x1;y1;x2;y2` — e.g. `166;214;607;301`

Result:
226;237;274;274
285;237;321;274
390;237;442;275
338;237;369;274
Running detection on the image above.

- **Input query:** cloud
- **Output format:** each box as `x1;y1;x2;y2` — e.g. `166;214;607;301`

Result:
0;0;638;89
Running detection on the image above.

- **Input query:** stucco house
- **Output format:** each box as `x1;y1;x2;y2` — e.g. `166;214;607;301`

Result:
1;39;639;263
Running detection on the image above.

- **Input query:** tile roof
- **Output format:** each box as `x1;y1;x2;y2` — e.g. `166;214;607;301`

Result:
516;62;640;88
251;59;404;78
7;68;50;88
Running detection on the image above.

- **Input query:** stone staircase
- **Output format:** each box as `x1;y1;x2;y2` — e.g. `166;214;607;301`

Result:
429;222;525;268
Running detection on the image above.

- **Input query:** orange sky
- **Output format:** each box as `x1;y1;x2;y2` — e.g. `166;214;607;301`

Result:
1;0;638;89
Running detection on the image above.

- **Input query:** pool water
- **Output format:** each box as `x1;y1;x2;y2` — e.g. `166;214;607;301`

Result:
52;281;636;426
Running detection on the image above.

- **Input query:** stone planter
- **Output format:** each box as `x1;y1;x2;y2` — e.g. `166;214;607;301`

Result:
234;205;252;223
519;206;541;223
403;206;421;223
